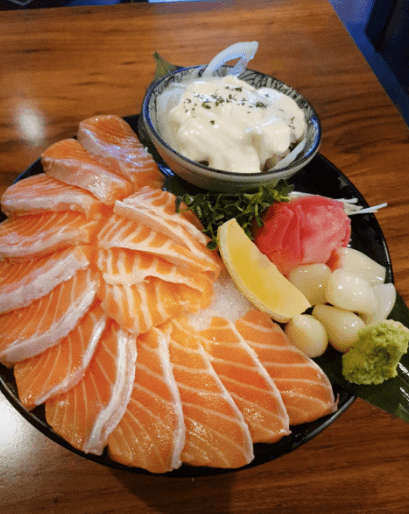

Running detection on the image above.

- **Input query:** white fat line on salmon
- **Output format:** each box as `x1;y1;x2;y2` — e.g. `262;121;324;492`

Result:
274;388;333;408
226;391;286;418
182;415;252;455
123;397;172;431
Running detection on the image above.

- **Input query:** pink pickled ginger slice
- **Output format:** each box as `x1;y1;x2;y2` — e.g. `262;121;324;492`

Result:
253;195;351;276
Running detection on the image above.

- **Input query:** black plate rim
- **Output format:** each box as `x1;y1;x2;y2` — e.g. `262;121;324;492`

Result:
0;114;393;477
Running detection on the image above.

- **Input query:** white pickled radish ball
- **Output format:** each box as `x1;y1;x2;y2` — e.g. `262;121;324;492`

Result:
330;247;386;285
284;314;328;358
312;304;365;353
360;283;397;324
288;264;331;305
325;269;377;315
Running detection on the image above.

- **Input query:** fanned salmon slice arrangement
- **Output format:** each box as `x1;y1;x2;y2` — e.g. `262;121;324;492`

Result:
0;245;92;313
14;302;108;410
98;214;221;277
45;320;137;455
77;115;165;190
0;114;338;473
0;173;111;219
41;138;133;206
165;318;254;469
0;269;100;367
0;211;101;260
198;316;290;443
108;327;185;473
235;310;337;425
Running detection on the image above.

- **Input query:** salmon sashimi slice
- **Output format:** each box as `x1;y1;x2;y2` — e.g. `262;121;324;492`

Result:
97;248;214;295
114;194;222;277
77;115;164;190
235;310;338;425
165;317;254;469
41;138;133;206
108;327;185;473
0;173;111;219
45;320;137;455
115;186;209;246
14;303;108;410
198;316;290;443
0;245;93;314
0;269;100;367
98;214;220;276
98;277;211;336
0;211;101;260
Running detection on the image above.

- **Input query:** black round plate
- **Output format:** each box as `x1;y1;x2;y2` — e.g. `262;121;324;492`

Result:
0;115;392;477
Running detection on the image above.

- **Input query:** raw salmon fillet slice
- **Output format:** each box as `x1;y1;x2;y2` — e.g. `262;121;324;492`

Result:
41;138;132;206
77;115;164;190
14;302;108;410
98;277;210;336
235;310;337;425
108;327;185;473
98;214;220;276
0;173;111;219
115;193;222;277
114;186;208;246
97;247;214;295
0;245;93;314
0;211;101;260
45;320;137;455
165;317;254;469
199;316;290;443
0;269;100;367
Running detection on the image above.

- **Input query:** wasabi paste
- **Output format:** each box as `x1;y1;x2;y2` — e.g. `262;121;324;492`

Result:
342;320;409;385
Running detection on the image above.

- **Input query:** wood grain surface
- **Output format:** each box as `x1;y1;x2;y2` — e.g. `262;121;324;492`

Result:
1;1;409;513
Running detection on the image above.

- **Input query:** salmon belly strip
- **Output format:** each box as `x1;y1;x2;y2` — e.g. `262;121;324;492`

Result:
0;245;93;314
14;303;108;410
98;277;210;336
108;327;185;473
45;320;137;455
97;248;214;298
77;115;164;190
166;318;254;469
117;186;207;242
41;138;133;206
115;196;222;278
0;269;100;367
0;173;111;219
199;317;290;443
115;186;209;247
98;214;218;276
0;211;101;260
235;311;337;425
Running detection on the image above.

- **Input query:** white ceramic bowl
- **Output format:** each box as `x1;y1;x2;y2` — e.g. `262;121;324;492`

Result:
141;65;321;192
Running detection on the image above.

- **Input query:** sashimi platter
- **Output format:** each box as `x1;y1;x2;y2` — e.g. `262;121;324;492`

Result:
0;43;406;477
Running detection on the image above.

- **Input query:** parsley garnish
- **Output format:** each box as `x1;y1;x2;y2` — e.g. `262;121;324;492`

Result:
176;180;293;250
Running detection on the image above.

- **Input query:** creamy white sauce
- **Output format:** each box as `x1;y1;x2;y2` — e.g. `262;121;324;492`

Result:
160;75;306;174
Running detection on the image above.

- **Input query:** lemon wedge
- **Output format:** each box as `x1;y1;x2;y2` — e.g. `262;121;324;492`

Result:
217;218;311;323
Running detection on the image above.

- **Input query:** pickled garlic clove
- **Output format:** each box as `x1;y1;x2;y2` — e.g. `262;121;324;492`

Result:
325;269;377;315
327;247;386;285
360;283;397;325
284;314;328;358
312;304;365;353
288;264;331;306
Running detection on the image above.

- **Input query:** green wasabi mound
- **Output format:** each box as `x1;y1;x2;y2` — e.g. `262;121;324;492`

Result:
342;320;409;385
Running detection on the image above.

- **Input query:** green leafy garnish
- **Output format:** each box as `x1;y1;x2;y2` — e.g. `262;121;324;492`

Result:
175;180;293;250
152;52;179;84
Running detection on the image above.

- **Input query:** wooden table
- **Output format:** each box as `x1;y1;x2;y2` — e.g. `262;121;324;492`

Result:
1;1;409;512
